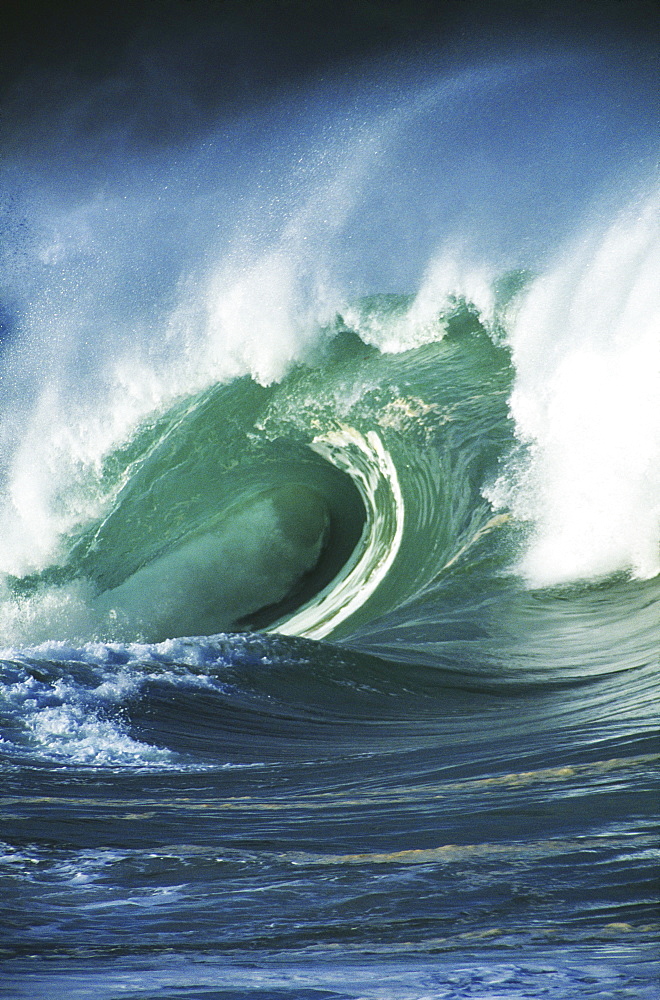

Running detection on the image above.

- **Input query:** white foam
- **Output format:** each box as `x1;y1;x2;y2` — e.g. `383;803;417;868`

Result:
0;663;173;768
199;251;339;387
343;254;496;354
0;578;98;648
487;187;660;587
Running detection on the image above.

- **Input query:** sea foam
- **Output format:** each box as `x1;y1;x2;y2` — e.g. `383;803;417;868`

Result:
488;186;660;587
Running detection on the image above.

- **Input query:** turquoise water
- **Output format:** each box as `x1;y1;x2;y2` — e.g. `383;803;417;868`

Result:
0;27;658;1000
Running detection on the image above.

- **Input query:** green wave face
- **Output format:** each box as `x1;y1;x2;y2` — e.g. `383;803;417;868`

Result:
2;297;512;647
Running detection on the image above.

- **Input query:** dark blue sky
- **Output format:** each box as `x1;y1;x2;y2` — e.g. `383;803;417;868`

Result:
3;1;658;139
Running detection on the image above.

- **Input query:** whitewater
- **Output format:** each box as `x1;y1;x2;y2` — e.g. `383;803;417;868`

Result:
0;26;658;1000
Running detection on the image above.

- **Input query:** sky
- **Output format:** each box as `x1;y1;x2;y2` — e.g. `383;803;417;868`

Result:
3;1;658;142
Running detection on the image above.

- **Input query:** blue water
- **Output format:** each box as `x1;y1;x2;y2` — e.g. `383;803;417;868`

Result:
0;8;659;998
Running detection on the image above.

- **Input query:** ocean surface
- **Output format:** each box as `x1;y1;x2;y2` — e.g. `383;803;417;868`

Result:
0;22;658;999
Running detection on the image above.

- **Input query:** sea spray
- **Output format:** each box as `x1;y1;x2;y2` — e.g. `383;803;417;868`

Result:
487;186;660;586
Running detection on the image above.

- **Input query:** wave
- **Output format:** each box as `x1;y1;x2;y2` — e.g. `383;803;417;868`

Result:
0;279;656;684
0;203;657;667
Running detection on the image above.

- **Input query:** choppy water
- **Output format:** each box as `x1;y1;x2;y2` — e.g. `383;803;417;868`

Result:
0;14;658;999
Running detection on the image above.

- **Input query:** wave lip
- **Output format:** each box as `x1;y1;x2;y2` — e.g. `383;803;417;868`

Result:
272;425;404;640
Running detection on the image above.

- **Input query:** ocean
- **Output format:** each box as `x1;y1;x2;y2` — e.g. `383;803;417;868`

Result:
0;11;658;998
